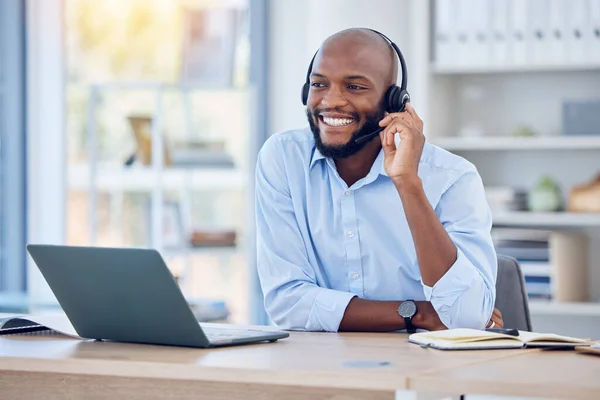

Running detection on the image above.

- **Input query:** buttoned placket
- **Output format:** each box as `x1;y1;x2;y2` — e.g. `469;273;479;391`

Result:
340;188;364;297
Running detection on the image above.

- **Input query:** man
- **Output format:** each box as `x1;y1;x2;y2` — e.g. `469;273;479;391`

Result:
254;28;503;332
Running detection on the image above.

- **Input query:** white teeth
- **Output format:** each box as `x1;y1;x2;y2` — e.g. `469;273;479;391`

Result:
322;116;354;127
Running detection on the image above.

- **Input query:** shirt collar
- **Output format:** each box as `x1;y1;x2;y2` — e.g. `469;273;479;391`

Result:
372;147;388;177
309;146;327;170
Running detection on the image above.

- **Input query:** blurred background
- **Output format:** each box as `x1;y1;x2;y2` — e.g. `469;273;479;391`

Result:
1;0;599;338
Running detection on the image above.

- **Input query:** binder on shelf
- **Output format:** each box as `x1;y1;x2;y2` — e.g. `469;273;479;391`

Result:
591;0;600;63
528;0;551;66
490;0;510;67
508;0;528;66
467;0;491;67
492;227;553;301
434;0;456;67
548;0;567;65
565;0;588;64
454;0;472;67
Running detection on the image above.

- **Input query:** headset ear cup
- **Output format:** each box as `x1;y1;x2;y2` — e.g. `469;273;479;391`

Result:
301;83;310;105
384;86;402;113
384;86;396;113
398;89;410;112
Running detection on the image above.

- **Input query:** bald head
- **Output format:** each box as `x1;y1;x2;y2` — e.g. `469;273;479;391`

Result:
314;28;398;88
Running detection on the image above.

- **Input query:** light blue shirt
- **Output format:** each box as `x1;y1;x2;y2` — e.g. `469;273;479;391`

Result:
255;127;497;332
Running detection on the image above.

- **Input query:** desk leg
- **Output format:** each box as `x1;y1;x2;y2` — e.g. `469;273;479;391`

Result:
395;390;461;400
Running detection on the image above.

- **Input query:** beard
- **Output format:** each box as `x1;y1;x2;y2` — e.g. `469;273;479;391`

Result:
306;106;386;159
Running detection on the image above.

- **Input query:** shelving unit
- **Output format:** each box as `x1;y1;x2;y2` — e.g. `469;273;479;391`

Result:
68;163;246;191
411;1;600;337
431;62;600;75
77;81;251;315
492;211;600;228
529;301;600;317
162;245;242;257
431;136;600;151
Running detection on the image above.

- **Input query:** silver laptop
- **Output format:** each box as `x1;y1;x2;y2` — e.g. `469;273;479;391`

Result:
26;244;289;348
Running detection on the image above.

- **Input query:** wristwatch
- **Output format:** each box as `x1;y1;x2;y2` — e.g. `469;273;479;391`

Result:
398;300;418;333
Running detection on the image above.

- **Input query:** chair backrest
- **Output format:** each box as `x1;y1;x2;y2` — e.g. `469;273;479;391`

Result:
494;255;532;331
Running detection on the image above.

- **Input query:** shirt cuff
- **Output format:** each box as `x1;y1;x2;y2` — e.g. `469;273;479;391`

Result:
421;248;481;327
305;289;357;332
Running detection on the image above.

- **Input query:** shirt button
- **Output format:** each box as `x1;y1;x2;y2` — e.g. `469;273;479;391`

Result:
345;190;351;196
347;231;354;238
351;273;359;279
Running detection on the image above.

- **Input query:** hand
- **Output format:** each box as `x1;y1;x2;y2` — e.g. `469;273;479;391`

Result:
379;103;425;183
412;301;447;331
486;308;504;328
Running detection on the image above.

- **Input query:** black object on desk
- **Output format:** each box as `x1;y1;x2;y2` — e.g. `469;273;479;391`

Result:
485;328;519;336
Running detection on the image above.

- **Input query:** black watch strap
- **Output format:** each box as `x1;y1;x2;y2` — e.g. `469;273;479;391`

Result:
404;316;415;333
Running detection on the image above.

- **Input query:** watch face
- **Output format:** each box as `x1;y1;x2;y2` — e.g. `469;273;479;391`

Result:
399;301;417;318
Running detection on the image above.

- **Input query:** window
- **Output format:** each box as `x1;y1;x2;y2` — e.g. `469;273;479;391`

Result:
65;0;258;323
0;0;27;301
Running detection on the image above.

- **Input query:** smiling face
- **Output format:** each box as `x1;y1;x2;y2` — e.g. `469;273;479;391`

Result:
306;29;397;159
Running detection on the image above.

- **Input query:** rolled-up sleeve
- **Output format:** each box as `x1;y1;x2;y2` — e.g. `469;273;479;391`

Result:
422;165;497;329
254;137;355;331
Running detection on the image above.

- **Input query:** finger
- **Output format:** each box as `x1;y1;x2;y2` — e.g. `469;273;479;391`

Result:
381;121;395;147
379;129;395;158
405;103;420;122
382;120;409;147
378;112;405;127
493;308;503;320
391;111;417;131
405;103;424;131
490;313;503;328
402;113;417;131
486;317;501;329
392;120;416;142
386;124;396;147
378;113;394;127
487;309;501;327
380;123;396;149
493;316;503;328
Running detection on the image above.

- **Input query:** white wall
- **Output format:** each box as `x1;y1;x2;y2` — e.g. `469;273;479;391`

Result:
268;0;412;136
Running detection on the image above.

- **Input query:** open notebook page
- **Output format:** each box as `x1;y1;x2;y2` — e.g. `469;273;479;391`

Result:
0;314;82;339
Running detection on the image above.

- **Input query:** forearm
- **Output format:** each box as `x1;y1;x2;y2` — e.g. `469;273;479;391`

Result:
339;297;404;331
339;297;446;332
394;175;457;287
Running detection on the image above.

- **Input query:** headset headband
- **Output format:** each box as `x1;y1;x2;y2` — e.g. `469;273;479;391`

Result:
304;29;407;94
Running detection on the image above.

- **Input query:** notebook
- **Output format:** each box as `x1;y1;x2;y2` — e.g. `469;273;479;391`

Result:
0;314;82;338
408;328;595;350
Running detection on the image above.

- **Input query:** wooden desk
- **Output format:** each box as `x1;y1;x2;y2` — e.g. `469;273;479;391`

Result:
409;348;600;400
0;326;527;400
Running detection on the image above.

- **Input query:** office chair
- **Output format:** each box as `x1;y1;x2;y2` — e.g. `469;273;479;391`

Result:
494;255;533;331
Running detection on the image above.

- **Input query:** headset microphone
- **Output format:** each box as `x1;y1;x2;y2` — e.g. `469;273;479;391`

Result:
302;29;410;145
354;127;384;144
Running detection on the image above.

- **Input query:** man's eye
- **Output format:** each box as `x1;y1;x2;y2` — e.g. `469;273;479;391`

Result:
348;85;365;90
311;82;326;88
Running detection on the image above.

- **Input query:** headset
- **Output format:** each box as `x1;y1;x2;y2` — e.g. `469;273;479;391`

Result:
301;29;410;144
